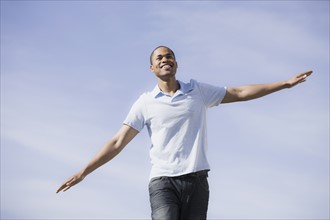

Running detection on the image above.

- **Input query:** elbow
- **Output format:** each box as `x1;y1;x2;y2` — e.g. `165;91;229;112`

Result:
112;138;125;154
235;90;250;102
223;88;247;103
237;89;263;101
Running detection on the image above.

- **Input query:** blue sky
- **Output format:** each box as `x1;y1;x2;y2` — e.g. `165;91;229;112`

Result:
1;1;329;219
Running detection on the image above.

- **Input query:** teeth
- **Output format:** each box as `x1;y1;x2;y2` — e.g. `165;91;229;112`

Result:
162;64;171;68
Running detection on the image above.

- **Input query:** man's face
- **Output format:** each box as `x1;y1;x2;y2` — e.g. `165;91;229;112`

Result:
150;47;178;80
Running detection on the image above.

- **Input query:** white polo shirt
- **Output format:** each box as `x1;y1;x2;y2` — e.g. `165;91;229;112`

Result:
123;79;227;180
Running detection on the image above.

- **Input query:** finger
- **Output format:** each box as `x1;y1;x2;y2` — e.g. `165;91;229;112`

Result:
300;70;313;77
57;181;72;193
56;184;67;193
305;70;313;75
63;185;72;192
297;73;311;81
56;177;74;193
63;177;80;190
56;182;73;193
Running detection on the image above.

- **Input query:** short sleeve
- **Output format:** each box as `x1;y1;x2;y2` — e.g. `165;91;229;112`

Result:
123;95;146;132
196;81;227;108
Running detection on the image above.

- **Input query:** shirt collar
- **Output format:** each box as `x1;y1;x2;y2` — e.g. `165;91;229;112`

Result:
151;80;193;98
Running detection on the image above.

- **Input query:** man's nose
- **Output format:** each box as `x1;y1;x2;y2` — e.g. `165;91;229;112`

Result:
161;57;169;63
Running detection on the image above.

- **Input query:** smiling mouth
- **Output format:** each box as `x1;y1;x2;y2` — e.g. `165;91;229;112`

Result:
160;63;173;69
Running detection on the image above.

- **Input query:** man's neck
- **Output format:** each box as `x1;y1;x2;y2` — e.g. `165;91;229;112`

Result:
157;78;180;96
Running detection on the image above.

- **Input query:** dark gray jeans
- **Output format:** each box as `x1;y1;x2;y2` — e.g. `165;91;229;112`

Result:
148;170;210;220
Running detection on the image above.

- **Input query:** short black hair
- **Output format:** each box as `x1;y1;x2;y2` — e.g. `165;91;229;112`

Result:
150;46;176;65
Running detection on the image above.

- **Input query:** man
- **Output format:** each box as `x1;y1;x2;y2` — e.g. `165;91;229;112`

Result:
56;46;312;220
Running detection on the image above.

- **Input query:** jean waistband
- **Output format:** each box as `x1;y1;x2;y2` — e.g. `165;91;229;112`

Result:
176;170;209;179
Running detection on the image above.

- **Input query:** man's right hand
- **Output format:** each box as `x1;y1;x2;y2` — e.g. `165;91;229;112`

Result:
56;171;85;193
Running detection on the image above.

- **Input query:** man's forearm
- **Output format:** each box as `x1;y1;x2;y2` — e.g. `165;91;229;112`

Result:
80;139;123;178
236;80;288;101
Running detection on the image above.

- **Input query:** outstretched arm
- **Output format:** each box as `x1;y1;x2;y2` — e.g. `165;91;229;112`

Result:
56;124;139;193
221;70;312;104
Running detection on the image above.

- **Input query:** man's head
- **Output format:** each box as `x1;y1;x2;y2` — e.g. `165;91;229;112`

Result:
149;46;178;80
149;46;176;65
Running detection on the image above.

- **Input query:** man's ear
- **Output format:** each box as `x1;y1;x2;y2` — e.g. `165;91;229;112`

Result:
150;65;154;72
